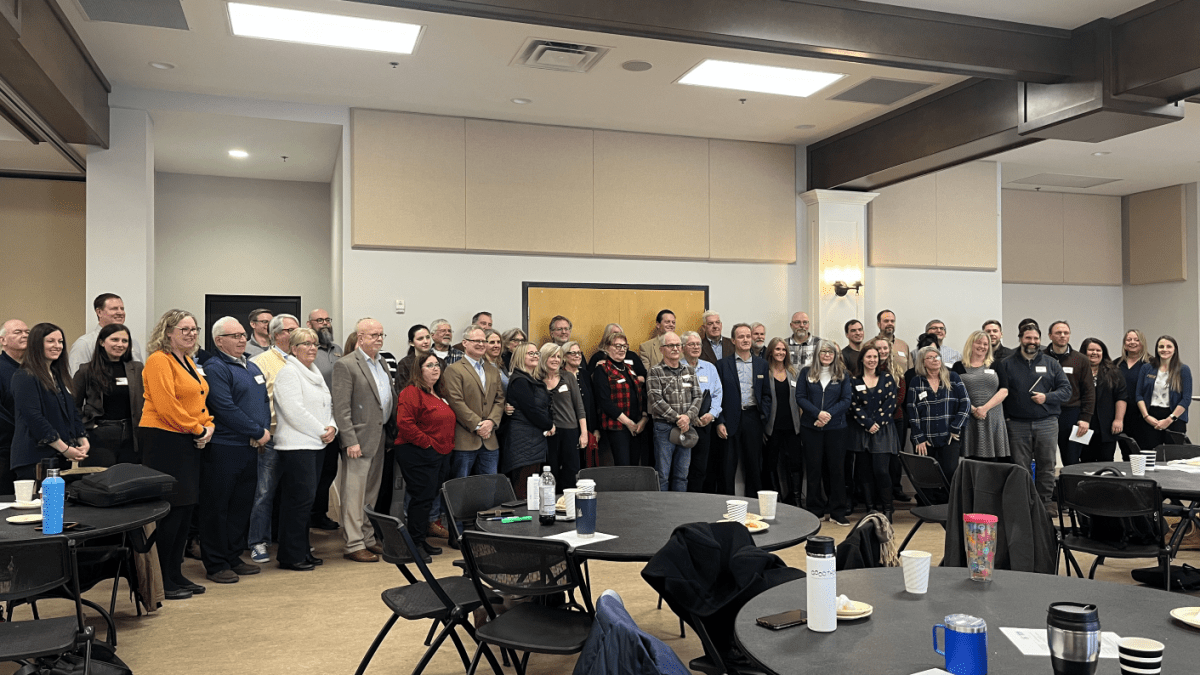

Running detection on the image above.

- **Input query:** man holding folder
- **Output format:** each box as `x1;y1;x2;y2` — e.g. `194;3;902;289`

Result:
998;324;1072;509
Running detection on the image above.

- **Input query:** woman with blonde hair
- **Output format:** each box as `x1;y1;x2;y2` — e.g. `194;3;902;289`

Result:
592;331;646;466
1118;329;1153;456
1136;335;1193;449
795;340;853;525
501;343;554;495
951;330;1010;461
139;309;214;600
907;345;971;482
539;342;587;488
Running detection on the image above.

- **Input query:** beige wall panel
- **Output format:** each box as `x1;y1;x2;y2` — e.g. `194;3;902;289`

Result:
465;119;593;255
593;130;710;259
1063;194;1122;285
351;109;466;250
936;161;997;269
0;179;86;340
1002;190;1064;284
709;140;796;263
869;173;936;267
1128;185;1187;285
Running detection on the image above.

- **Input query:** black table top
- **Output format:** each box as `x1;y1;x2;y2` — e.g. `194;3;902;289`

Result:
735;568;1199;675
1060;461;1200;500
476;491;821;562
0;498;170;542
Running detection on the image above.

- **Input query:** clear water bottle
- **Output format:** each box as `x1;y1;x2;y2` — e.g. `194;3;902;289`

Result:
539;466;556;525
41;468;65;535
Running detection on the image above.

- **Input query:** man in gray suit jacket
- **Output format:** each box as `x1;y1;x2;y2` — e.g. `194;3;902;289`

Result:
333;318;396;563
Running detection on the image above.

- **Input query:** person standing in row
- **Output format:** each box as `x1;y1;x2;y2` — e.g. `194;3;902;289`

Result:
647;332;702;492
73;323;143;467
749;323;768;359
639;309;675;371
593;331;645;466
1080;337;1127;464
872;336;910;503
682;331;723;493
541;343;587;489
795;341;851;525
244;308;273;358
1045;321;1095;466
924;319;961;367
561;340;598;468
877;309;914;369
394;353;454;563
699;312;733;365
1136;335;1192;449
983;320;1014;362
444;325;505;481
0;319;29;495
502;343;553;493
717;323;771;497
841;320;865;373
11;323;88;478
305;309;342;532
849;345;898;521
952;330;1010;462
762;337;801;503
785;312;820;371
68;293;144;374
907;346;971;483
1118;329;1153;456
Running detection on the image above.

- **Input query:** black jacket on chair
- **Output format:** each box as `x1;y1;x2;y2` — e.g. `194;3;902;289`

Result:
10;369;86;471
943;458;1057;574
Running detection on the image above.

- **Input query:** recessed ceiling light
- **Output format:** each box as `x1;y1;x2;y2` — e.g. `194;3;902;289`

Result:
1092;151;1111;156
228;149;249;159
622;60;653;72
678;59;845;98
794;124;816;130
227;2;423;54
511;98;532;105
149;61;176;70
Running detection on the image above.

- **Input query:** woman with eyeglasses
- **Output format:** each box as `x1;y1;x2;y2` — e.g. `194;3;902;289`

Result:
1136;334;1193;449
502;343;554;497
907;345;971;483
72;323;143;467
562;340;599;468
11;322;89;479
592;331;646;466
139;309;214;600
394;352;456;560
540;343;587;488
795;340;853;525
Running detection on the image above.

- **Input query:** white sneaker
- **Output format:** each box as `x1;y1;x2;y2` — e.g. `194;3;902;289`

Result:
251;543;269;563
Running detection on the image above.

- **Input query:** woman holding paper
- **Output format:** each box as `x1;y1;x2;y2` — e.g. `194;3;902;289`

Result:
1136;335;1192;449
1080;337;1127;463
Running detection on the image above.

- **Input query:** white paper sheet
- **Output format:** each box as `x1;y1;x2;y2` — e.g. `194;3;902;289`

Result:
1159;463;1200;473
909;669;953;675
1069;425;1095;445
0;503;14;511
543;530;618;547
999;627;1121;657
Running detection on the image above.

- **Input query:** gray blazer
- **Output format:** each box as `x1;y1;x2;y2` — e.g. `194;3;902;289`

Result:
764;371;802;435
332;349;396;459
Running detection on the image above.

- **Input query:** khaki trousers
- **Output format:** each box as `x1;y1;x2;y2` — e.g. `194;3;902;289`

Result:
337;439;385;553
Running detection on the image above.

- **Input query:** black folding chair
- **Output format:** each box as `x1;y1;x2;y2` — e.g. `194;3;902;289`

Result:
1164;429;1191;446
441;473;519;552
1115;433;1142;460
1057;473;1173;589
576;466;659;492
1157;444;1200;462
460;530;595;675
0;537;94;673
355;506;496;675
897;452;951;552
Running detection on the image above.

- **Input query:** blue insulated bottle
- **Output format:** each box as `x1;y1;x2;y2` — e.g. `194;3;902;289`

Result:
41;468;66;535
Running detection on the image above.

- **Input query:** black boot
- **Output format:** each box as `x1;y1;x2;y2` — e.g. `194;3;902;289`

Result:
788;472;805;507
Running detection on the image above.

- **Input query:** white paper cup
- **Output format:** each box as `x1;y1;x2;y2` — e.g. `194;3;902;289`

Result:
758;491;778;520
900;550;932;594
562;488;578;521
1130;454;1146;476
1141;450;1156;472
726;499;748;524
14;479;34;503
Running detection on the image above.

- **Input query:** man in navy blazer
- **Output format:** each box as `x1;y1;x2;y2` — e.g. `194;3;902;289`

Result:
715;323;772;496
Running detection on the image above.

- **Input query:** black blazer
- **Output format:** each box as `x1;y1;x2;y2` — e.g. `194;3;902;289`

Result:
1092;370;1129;442
715;354;771;436
10;369;86;471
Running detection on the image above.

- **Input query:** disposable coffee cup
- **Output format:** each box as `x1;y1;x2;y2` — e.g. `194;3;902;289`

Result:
726;499;748;524
758;490;778;520
14;479;35;503
1130;454;1146;476
562;488;578;521
1119;637;1164;675
900;550;932;594
1140;450;1156;472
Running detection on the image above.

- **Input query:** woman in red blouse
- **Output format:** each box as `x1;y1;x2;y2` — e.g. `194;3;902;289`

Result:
395;353;456;561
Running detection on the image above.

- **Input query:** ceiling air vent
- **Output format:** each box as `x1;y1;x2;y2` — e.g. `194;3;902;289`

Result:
75;0;189;30
829;78;934;106
1009;173;1122;189
512;38;610;73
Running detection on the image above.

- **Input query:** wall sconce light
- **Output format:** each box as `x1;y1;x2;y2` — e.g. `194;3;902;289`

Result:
823;266;864;297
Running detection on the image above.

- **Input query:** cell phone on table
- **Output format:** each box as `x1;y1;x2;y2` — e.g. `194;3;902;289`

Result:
500;499;526;509
757;609;807;630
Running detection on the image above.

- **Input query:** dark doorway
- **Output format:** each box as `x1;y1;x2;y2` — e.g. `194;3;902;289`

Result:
203;294;302;349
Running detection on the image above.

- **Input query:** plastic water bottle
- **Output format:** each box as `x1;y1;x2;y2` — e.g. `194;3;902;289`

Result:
539;466;556;525
41;468;65;535
1031;459;1037;485
806;535;837;632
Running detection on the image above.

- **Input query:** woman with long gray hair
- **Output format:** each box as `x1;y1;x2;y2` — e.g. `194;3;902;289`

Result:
907;345;971;482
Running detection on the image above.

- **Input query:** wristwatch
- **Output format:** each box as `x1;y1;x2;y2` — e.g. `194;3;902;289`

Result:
1169;414;1178;421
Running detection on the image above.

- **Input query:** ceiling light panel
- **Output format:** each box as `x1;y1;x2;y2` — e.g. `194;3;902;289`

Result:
227;3;423;54
677;59;845;98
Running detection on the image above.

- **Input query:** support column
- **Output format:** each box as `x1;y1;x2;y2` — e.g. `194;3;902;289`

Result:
85;107;154;343
799;190;878;345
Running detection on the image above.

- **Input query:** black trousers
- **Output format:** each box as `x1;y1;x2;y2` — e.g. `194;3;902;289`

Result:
374;446;397;515
397;443;451;548
199;443;258;574
0;445;13;496
855;451;893;508
157;504;196;590
1080;437;1118;464
687;424;712;492
277;449;321;565
764;426;798;494
703;433;727;493
1057;406;1083;466
1140;405;1188;450
607;428;634;466
309;441;340;523
928;438;963;487
85;421;139;467
800;426;848;519
892;421;909;494
548;427;581;489
724;407;764;497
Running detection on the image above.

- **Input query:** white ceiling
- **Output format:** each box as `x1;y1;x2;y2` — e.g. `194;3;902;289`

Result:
868;0;1147;30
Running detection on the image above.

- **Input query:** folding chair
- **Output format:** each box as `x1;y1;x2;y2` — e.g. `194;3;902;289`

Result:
0;537;95;673
897;452;951;552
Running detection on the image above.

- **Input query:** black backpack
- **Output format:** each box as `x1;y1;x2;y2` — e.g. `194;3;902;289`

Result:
68;464;176;507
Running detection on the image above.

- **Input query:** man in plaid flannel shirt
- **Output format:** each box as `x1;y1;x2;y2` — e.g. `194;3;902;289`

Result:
647;332;702;492
786;312;821;371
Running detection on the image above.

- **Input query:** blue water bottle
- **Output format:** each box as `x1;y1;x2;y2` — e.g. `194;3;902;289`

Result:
41;468;65;535
1030;459;1036;485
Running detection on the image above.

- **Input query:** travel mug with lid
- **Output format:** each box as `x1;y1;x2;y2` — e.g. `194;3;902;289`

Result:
933;614;988;675
1047;602;1101;675
806;536;837;633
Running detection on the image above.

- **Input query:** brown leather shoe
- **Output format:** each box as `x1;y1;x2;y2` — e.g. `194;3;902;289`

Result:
428;521;451;539
343;549;379;563
366;543;385;555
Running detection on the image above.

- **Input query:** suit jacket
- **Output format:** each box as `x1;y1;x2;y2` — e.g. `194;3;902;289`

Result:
715;354;771;436
442;358;506;451
699;336;735;366
332;349;396;459
72;360;146;444
638;336;664;372
11;369;86;470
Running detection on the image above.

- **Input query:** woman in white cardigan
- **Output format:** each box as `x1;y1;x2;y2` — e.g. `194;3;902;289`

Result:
273;328;338;571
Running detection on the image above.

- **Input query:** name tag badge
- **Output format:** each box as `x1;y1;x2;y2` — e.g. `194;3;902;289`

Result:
195;366;205;376
624;359;634;365
617;378;626;384
984;369;995;375
756;374;764;379
1035;366;1047;373
1063;366;1074;374
255;375;265;384
558;384;568;393
114;377;129;386
789;380;796;388
918;391;928;400
682;383;692;388
698;376;709;383
856;384;867;392
896;351;905;357
682;374;691;379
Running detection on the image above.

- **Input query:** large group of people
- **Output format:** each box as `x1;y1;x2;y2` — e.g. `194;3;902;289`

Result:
0;296;1192;599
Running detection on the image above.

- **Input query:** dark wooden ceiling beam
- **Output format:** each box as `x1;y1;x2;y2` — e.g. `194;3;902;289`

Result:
1113;0;1200;100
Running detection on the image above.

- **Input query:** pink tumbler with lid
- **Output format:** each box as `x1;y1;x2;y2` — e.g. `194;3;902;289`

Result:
963;513;998;582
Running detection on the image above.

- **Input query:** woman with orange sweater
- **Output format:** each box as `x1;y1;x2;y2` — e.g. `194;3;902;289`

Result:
139;309;214;600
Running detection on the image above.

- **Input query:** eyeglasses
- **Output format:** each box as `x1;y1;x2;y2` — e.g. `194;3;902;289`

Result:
282;327;298;334
176;327;200;335
610;344;628;351
297;341;318;348
662;343;682;349
463;338;486;345
422;362;441;370
219;332;248;340
310;318;332;325
363;332;386;340
566;351;583;357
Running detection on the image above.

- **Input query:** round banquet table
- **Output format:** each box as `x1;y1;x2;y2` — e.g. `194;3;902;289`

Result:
734;568;1199;675
1060;461;1200;500
0;498;170;542
476;491;821;561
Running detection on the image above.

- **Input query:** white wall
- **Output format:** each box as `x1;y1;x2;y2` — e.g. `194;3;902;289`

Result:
155;172;333;325
1002;284;1125;351
865;267;1004;352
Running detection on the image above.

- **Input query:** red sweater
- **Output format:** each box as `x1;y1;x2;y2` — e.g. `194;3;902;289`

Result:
395;385;456;454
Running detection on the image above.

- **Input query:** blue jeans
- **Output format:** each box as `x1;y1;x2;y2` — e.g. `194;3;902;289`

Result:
653;422;691;492
247;443;279;547
451;448;499;478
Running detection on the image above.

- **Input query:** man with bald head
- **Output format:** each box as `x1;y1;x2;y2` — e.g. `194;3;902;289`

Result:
0;319;30;495
785;311;820;371
699;311;734;365
69;293;144;374
332;318;397;562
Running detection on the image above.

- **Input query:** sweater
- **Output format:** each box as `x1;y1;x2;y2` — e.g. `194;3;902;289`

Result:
140;350;213;436
204;350;271;447
1044;345;1096;422
850;373;898;431
273;356;337;450
997;352;1071;421
795;368;853;430
395;384;456;454
250;347;288;433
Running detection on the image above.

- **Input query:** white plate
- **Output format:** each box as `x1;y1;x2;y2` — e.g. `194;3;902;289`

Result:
722;512;764;521
837;601;873;620
9;499;41;510
1170;606;1200;629
7;513;43;524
